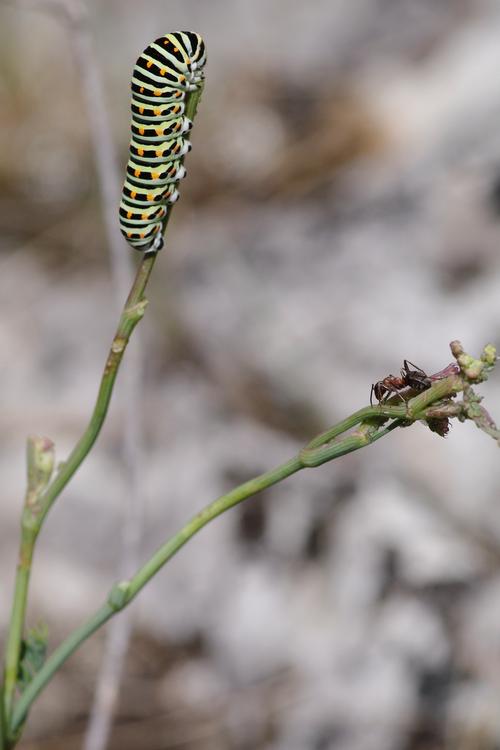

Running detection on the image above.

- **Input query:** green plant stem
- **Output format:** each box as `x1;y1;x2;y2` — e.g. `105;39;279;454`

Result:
126;456;303;598
9;375;464;735
301;375;461;465
11;604;115;742
10;455;302;733
38;253;157;527
304;375;461;452
2;254;156;738
0;693;6;750
2;536;34;727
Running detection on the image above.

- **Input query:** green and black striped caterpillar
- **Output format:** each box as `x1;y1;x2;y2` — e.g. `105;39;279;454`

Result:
119;31;206;252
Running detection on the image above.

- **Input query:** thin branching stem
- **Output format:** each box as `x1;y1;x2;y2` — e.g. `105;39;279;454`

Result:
9;370;477;737
39;253;156;527
2;253;156;741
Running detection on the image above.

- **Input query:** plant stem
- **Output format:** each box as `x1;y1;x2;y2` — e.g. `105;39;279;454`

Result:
11;604;115;741
303;375;461;452
39;253;157;529
9;376;464;734
3;436;55;730
301;375;461;465
125;456;303;599
11;456;303;733
2;254;156;738
2;534;35;726
0;693;5;750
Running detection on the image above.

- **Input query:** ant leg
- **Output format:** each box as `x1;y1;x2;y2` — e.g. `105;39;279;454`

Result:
383;384;406;404
403;360;426;375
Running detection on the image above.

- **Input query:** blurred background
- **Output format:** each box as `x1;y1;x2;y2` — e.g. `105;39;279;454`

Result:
1;0;500;748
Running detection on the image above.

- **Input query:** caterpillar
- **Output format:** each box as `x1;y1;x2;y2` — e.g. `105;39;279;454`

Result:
119;31;206;252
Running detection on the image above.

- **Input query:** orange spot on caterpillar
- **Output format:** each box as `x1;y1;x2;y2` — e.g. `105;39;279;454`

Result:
154;89;161;96
152;172;160;180
131;191;137;198
138;147;144;156
141;213;147;220
156;149;162;157
140;232;145;238
147;193;153;201
154;107;161;115
173;144;180;153
146;60;153;68
139;126;145;135
175;122;181;131
160;69;166;76
155;127;164;136
127;211;132;218
134;168;141;177
173;47;179;53
175;91;182;98
179;75;185;82
164;39;169;45
139;106;145;114
127;231;132;237
140;87;144;93
174;105;180;113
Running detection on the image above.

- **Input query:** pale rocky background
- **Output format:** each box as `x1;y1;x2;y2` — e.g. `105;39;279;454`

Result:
1;1;500;748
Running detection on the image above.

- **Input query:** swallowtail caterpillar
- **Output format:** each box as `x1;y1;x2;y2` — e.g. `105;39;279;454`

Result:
119;32;206;252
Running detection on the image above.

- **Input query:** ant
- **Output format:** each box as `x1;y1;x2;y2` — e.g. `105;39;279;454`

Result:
401;359;432;392
370;360;431;405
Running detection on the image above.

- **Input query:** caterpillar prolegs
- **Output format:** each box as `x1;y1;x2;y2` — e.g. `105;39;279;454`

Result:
119;32;206;252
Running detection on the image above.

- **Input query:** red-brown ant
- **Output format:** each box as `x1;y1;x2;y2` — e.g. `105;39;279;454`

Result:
371;360;460;437
370;373;405;405
370;360;431;406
